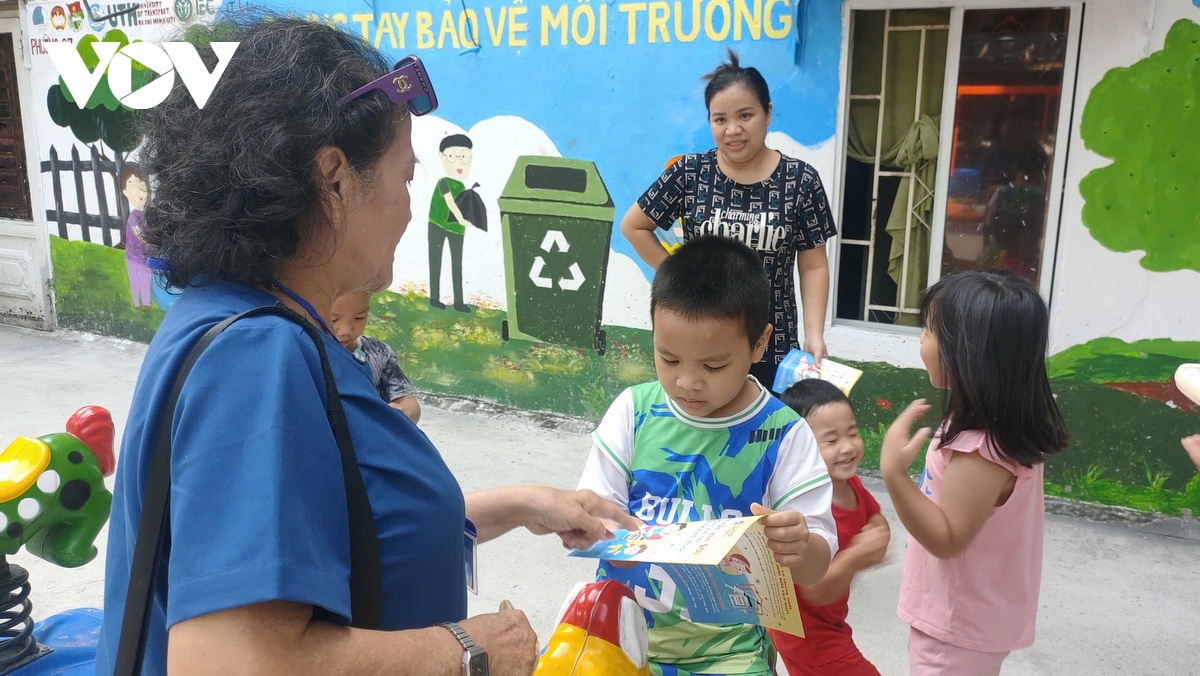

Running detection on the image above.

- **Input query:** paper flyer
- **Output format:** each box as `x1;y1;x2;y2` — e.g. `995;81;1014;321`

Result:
773;348;864;397
569;517;805;636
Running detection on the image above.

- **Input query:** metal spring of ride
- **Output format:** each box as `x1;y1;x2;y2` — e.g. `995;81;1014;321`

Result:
0;558;37;674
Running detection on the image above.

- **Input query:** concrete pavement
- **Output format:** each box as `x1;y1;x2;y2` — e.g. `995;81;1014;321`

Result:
1;324;1198;675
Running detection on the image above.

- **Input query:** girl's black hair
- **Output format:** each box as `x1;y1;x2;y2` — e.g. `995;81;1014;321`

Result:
139;13;407;289
702;48;771;112
920;270;1070;467
780;379;853;419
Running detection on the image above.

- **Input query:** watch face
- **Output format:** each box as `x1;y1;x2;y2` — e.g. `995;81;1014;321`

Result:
466;646;488;676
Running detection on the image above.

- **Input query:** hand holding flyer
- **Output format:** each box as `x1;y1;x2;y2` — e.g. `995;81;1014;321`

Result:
569;517;805;637
773;348;864;396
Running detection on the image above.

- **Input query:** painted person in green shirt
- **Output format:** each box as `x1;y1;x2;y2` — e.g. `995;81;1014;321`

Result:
428;133;475;312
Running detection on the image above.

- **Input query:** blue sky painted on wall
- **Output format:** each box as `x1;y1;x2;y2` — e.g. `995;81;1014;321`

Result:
218;0;843;277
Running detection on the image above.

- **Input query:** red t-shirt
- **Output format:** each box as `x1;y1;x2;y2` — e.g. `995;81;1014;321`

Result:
770;475;881;665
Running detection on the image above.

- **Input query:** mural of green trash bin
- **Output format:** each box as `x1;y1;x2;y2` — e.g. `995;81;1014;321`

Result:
499;156;615;355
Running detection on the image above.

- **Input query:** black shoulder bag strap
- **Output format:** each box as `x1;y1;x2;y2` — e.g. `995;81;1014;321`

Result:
113;304;382;676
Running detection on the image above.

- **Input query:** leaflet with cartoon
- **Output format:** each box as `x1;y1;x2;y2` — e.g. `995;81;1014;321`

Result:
569;516;805;637
772;348;864;396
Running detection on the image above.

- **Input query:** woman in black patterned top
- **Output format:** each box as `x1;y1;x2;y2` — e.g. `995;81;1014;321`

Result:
622;50;838;391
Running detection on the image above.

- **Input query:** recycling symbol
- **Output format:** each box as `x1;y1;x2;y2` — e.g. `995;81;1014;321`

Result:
529;230;585;291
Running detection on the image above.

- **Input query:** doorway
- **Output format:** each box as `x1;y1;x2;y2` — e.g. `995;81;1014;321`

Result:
0;14;53;329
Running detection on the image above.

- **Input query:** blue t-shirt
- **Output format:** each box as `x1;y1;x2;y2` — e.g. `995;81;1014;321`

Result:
95;281;466;674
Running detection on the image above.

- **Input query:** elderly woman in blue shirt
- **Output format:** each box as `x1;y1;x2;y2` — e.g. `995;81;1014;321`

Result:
95;16;637;676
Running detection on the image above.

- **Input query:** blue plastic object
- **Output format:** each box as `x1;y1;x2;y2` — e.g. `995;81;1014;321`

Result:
9;608;100;676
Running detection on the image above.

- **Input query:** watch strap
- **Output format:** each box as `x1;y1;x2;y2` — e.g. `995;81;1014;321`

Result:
439;621;478;651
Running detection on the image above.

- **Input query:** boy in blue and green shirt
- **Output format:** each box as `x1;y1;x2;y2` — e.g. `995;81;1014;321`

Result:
578;236;837;676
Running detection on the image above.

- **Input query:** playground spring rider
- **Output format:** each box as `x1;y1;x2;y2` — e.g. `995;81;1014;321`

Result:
534;579;650;675
0;407;115;673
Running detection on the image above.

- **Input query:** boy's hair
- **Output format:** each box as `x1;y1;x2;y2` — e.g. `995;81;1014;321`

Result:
440;134;472;153
780;379;852;418
919;269;1070;467
650;236;770;347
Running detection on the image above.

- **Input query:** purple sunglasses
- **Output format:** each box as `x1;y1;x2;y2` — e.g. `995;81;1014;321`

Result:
337;54;438;116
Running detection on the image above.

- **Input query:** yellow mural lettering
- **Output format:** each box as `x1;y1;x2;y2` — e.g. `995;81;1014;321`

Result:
600;2;608;45
705;0;731;41
484;7;507;46
763;0;791;39
541;4;568;46
572;4;596;45
336;0;790;51
509;5;529;47
619;3;647;45
374;11;398;49
674;0;701;42
417;11;435;49
394;12;410;49
734;0;761;40
460;9;480;48
352;12;372;40
438;10;462;49
649;2;671;43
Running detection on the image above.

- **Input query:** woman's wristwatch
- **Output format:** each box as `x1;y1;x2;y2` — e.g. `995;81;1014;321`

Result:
438;621;489;676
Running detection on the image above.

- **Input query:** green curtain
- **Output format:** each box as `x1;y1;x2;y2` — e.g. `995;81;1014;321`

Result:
846;11;948;325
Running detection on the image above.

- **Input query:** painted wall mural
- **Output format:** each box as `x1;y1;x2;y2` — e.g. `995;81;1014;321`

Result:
29;0;1200;518
27;0;205;338
1045;12;1200;512
1079;18;1200;274
428;133;482;313
303;0;844;415
497;156;614;354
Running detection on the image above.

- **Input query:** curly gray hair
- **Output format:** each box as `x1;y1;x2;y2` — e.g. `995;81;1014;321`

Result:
139;13;408;289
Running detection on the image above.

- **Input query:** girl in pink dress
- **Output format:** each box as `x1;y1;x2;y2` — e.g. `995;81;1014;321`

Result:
879;269;1070;675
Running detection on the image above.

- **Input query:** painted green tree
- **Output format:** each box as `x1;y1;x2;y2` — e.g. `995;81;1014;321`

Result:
1079;18;1200;274
45;24;240;152
45;30;150;153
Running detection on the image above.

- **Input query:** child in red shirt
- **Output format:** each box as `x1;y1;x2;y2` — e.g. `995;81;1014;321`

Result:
769;379;890;676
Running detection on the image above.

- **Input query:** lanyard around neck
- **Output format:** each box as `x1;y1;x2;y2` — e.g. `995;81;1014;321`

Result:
271;279;336;338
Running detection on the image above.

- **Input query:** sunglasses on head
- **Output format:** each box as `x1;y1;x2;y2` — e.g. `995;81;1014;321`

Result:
337;54;438;116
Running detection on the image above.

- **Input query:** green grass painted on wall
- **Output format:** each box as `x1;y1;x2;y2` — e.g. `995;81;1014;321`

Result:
50;236;1200;514
366;290;656;420
848;366;1200;492
51;236;165;342
1047;337;1200;384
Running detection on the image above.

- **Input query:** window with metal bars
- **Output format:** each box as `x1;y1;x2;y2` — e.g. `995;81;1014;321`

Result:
835;6;1072;328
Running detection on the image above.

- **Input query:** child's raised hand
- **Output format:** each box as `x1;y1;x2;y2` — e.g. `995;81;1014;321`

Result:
880;399;934;478
750;503;811;569
1183;435;1200;472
